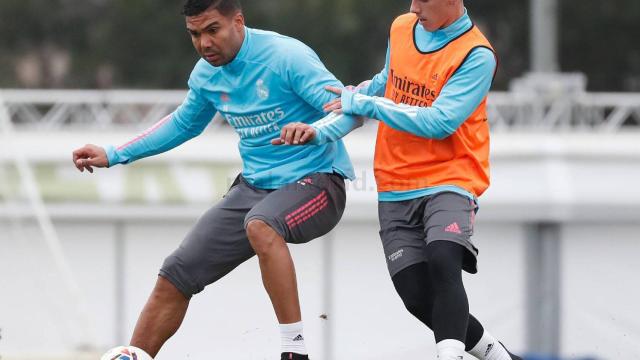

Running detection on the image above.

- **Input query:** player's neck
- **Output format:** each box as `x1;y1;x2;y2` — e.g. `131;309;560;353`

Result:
232;26;247;59
440;7;465;30
225;26;248;68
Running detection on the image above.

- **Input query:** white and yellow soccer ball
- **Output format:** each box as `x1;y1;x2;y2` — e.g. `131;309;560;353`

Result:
100;346;153;360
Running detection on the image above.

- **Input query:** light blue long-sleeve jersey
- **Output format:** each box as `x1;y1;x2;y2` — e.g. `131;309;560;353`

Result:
312;10;496;201
106;27;355;189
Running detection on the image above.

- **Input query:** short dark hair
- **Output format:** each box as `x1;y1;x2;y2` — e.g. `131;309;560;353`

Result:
182;0;242;17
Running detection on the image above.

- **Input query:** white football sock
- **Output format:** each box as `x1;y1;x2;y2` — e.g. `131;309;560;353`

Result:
469;330;512;360
437;339;465;360
280;321;307;355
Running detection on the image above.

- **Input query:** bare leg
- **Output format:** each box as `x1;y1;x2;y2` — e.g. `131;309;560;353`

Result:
246;219;301;324
130;276;190;358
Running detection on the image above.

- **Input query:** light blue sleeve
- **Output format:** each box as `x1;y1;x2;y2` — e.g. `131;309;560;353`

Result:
106;85;217;166
284;40;347;111
309;112;364;145
283;40;364;144
357;41;390;97
307;42;391;145
341;47;496;140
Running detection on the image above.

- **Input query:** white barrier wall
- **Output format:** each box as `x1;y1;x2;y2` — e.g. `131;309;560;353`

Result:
3;218;640;359
0;218;528;360
1;131;640;359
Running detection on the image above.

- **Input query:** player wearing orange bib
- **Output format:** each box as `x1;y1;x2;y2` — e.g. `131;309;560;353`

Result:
276;1;522;359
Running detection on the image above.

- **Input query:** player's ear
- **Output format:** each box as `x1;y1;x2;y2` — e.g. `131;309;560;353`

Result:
232;12;244;29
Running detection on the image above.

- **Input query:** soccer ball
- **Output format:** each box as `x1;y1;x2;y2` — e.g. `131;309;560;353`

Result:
100;346;153;360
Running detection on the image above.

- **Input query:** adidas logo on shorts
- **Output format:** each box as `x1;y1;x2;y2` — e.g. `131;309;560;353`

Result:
444;222;462;234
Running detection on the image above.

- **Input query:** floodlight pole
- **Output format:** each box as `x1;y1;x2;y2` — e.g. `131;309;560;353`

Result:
526;1;562;356
526;223;561;356
531;0;559;73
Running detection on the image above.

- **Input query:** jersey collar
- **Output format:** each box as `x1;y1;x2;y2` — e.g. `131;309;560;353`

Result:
224;26;250;73
439;9;472;39
414;9;473;54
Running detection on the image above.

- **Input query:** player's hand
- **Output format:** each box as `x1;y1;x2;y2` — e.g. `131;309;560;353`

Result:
72;144;109;173
323;86;344;114
271;122;316;145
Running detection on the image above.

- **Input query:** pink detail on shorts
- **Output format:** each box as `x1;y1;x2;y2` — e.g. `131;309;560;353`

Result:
445;222;462;234
287;197;328;229
286;191;326;221
286;191;328;229
117;114;172;151
470;208;476;226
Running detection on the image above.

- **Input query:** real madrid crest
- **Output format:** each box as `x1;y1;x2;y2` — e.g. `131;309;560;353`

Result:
256;79;269;99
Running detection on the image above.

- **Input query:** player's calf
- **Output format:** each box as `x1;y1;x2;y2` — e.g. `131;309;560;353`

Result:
130;276;190;358
246;219;308;355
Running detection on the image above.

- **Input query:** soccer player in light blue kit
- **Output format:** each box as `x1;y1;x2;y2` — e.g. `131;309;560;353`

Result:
72;1;357;358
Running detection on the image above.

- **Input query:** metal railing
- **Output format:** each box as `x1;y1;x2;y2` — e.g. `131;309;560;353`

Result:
487;91;640;132
1;89;639;132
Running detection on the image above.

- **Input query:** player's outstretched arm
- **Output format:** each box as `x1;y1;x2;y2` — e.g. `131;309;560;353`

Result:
333;48;497;140
72;144;109;173
103;87;216;167
272;112;364;146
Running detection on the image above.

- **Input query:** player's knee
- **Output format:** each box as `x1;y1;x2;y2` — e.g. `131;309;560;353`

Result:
246;219;280;256
402;294;430;320
393;267;435;326
396;287;434;326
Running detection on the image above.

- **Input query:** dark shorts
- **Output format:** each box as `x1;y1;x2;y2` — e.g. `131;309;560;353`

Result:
160;172;346;298
378;191;479;277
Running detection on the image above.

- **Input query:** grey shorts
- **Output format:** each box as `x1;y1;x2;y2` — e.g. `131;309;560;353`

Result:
378;191;479;276
160;172;346;298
